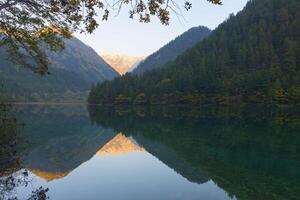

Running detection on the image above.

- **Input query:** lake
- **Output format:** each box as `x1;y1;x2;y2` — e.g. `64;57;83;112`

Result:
0;104;299;200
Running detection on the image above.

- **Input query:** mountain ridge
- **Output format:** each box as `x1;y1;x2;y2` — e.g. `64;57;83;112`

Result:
132;26;211;75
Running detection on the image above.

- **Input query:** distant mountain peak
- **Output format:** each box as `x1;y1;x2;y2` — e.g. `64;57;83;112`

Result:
101;53;143;75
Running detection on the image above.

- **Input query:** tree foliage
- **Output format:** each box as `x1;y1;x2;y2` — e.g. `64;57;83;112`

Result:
0;0;221;74
88;0;300;105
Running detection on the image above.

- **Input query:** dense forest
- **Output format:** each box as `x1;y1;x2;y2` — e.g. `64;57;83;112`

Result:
89;0;300;105
133;26;211;75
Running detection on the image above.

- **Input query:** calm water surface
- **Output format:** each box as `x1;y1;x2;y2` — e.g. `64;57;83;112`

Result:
0;104;299;200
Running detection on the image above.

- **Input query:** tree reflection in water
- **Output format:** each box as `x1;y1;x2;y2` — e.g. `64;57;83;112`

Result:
0;103;49;200
88;105;300;200
1;104;299;200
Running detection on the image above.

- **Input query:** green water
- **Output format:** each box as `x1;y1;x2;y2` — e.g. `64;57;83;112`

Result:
0;104;299;200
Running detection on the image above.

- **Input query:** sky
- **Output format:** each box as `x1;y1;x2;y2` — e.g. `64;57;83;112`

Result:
76;0;249;57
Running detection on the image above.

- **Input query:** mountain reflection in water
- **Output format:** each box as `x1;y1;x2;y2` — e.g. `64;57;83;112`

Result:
0;104;299;200
97;133;144;155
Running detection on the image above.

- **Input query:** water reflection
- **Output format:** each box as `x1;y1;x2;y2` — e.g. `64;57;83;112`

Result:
97;133;144;155
0;104;49;200
0;104;299;200
89;105;300;200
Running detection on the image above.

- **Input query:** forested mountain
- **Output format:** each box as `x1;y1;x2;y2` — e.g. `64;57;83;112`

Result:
89;0;300;105
132;26;211;75
0;37;119;101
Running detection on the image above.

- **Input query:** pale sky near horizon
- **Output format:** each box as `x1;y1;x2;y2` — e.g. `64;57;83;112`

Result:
76;0;249;57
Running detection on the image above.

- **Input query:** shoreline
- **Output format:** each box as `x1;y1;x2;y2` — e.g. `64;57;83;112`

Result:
2;102;87;105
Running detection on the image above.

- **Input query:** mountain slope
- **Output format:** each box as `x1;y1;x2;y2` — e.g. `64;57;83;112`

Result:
89;0;300;105
101;53;143;75
48;38;119;82
0;37;119;101
132;26;211;75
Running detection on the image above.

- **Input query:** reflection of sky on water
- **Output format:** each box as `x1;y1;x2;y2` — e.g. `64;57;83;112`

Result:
15;151;234;200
